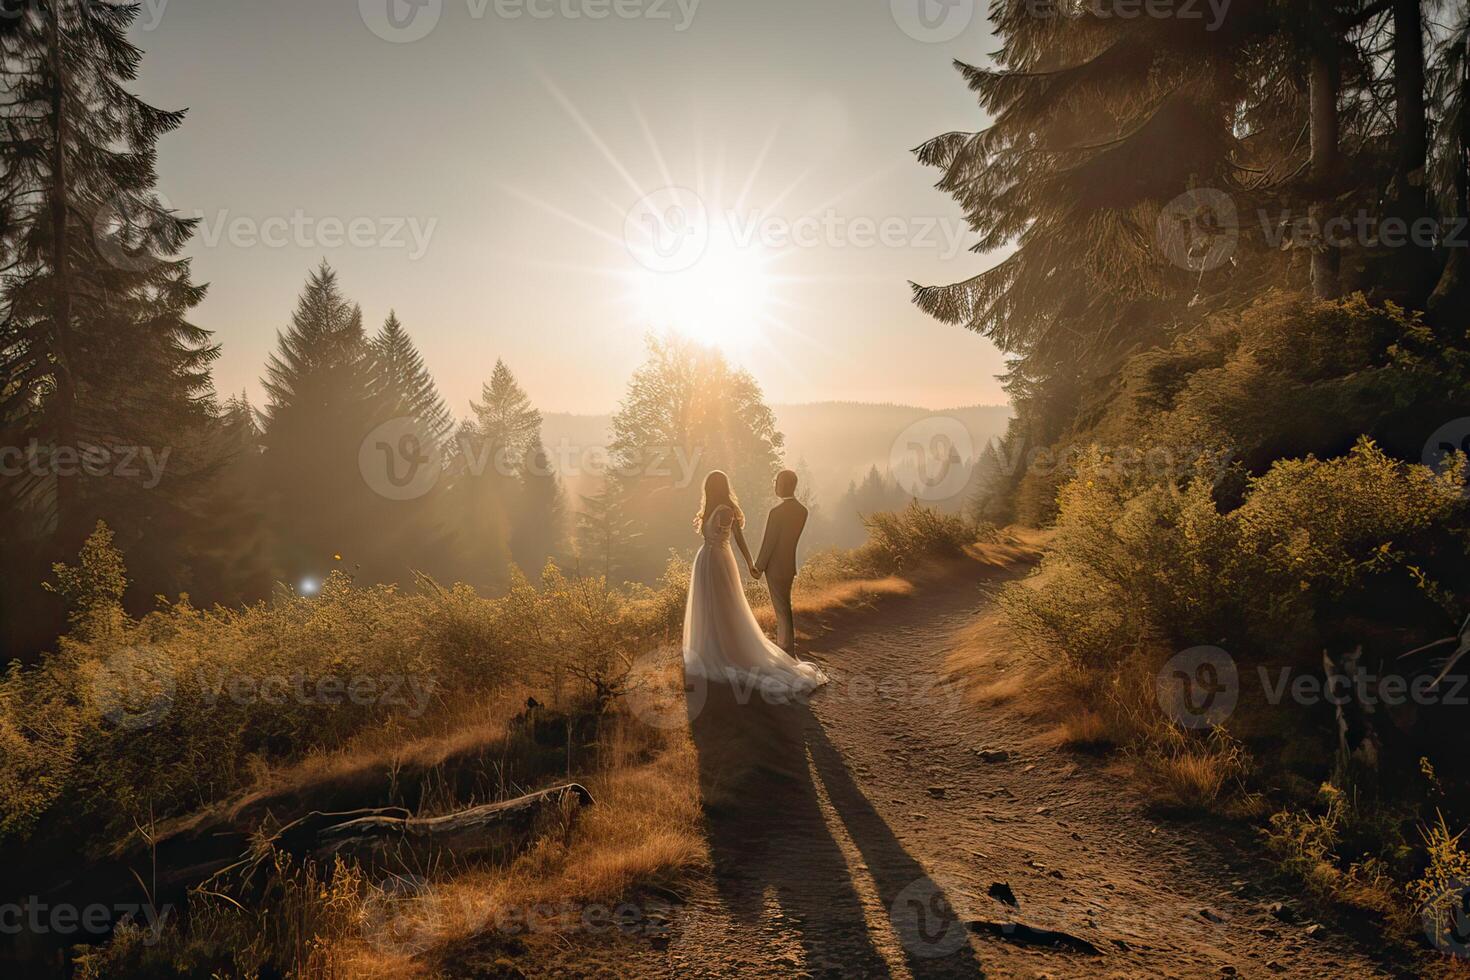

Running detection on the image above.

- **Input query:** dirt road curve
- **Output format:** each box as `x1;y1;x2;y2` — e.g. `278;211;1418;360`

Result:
571;567;1404;978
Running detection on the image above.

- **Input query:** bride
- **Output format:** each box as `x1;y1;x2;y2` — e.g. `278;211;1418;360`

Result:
683;470;828;700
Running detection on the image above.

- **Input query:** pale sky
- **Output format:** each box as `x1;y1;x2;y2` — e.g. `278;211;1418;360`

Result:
132;0;1007;416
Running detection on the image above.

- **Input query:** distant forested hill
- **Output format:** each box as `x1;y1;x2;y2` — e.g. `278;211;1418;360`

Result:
541;402;1011;507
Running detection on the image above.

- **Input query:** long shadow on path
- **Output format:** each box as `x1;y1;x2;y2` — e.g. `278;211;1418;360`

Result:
691;680;984;977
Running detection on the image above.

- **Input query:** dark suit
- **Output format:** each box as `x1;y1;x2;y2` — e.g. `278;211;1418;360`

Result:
754;496;808;650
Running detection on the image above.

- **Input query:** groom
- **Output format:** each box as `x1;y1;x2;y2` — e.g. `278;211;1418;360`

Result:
749;469;808;653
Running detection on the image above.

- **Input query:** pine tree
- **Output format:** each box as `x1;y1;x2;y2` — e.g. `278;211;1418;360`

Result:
0;0;230;655
510;437;567;573
443;360;543;588
465;359;542;476
913;1;1445;512
912;2;1259;424
369;311;452;449
0;0;217;548
573;489;637;581
258;263;380;583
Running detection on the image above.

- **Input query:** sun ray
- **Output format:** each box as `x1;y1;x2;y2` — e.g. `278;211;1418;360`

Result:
537;70;648;202
494;181;627;249
733;121;782;216
633;102;679;195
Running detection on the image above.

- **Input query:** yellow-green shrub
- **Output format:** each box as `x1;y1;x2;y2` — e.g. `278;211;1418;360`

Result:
1004;439;1464;672
0;528;690;851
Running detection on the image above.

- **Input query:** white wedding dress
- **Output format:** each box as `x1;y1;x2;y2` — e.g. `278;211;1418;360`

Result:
683;504;829;700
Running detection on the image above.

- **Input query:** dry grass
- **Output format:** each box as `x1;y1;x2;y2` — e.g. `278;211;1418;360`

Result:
947;563;1258;817
74;518;1025;977
1140;738;1252;812
321;709;705;977
319;559;989;973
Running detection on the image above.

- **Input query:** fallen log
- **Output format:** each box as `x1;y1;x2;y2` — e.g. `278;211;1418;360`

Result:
311;783;595;867
6;784;596;966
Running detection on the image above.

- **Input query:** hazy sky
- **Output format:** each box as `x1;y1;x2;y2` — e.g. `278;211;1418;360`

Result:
131;0;1007;416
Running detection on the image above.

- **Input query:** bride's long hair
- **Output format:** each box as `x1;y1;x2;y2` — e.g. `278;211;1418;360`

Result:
694;470;744;531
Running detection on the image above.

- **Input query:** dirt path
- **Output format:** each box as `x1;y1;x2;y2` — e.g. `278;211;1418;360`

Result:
562;566;1404;978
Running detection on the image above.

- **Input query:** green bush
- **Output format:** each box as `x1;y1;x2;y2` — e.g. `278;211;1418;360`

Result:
0;527;690;852
1004;439;1465;673
800;501;991;584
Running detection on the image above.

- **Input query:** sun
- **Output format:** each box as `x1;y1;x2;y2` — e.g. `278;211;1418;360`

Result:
629;225;775;353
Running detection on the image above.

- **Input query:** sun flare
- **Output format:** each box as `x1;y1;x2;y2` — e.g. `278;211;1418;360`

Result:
630;227;776;353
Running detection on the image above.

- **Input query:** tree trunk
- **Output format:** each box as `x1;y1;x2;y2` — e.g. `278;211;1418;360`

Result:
1309;21;1342;300
1429;28;1470;322
46;3;77;546
1392;0;1427;202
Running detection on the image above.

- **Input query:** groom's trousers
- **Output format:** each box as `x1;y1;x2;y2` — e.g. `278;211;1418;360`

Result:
769;572;796;651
